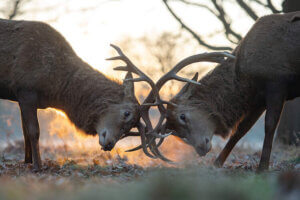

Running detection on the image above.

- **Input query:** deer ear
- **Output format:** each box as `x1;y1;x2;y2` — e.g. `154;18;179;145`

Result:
123;72;135;99
289;13;300;22
175;73;199;100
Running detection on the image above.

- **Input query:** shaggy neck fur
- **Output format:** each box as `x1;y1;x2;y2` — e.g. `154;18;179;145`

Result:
52;59;125;135
177;59;259;138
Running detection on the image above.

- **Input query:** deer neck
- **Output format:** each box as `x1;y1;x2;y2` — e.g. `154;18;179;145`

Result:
193;61;259;137
54;62;125;134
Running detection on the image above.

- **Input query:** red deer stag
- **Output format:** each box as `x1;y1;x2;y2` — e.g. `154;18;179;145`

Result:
0;19;159;170
148;11;300;171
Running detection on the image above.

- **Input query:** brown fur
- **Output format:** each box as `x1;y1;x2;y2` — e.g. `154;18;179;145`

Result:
236;12;300;81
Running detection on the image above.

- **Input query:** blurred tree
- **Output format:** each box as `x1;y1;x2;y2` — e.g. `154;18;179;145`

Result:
162;0;283;51
162;0;300;146
0;0;118;21
114;32;209;100
0;0;30;19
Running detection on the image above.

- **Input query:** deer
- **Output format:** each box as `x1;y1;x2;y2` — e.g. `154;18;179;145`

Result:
127;11;300;171
0;19;165;171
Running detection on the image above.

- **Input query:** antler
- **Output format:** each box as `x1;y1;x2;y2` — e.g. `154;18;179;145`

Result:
143;51;235;106
127;51;236;155
107;44;171;160
108;44;235;162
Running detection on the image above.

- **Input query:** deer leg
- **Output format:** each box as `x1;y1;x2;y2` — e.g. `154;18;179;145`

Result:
21;116;32;163
18;90;42;171
257;83;285;172
214;106;264;167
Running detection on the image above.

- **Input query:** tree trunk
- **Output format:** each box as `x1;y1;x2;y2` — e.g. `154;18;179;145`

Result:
276;0;300;146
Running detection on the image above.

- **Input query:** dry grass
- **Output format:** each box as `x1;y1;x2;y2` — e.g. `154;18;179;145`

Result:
0;140;298;200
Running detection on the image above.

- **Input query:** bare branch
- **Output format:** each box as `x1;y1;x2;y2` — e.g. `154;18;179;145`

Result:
236;0;259;21
250;0;280;13
210;0;242;43
173;0;218;15
8;0;21;20
250;0;268;7
163;0;233;51
267;0;280;13
173;0;242;44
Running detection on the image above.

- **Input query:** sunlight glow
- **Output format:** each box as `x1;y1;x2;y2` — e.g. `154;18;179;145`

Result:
7;0;269;76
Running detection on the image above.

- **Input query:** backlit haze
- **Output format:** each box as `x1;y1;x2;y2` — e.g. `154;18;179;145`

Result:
0;0;281;166
4;0;272;74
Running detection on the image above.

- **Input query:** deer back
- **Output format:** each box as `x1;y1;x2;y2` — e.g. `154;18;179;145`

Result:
237;11;300;81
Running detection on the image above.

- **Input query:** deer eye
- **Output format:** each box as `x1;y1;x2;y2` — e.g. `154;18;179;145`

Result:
180;114;186;121
124;111;131;118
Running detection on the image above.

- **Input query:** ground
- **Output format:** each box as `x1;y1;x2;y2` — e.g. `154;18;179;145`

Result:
0;137;299;200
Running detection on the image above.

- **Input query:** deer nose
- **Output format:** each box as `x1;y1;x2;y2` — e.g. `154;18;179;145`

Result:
99;129;115;151
205;137;210;145
103;142;114;151
195;138;211;156
195;146;209;156
101;130;107;139
99;129;108;146
206;138;212;151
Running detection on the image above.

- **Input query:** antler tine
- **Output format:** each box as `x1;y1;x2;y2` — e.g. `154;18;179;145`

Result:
125;124;172;152
151;104;168;136
108;44;148;78
156;138;165;148
119;131;140;140
221;52;235;59
131;102;173;161
107;44;144;75
151;52;235;93
172;74;201;85
149;140;173;162
125;145;142;152
108;44;164;104
137;122;156;159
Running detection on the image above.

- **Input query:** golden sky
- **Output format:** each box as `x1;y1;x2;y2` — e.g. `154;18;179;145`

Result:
2;0;281;75
0;0;282;151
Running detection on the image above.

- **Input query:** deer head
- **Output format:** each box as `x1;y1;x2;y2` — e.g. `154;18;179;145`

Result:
163;54;235;157
100;44;168;153
165;73;215;156
97;71;140;151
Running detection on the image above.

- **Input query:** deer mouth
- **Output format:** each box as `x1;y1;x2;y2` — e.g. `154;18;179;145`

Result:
195;145;211;157
101;142;115;151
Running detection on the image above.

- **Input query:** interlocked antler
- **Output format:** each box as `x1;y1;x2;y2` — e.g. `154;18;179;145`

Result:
107;44;171;161
108;44;235;162
126;51;236;157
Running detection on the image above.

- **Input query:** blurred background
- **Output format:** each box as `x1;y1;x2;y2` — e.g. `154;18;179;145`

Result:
0;0;298;166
